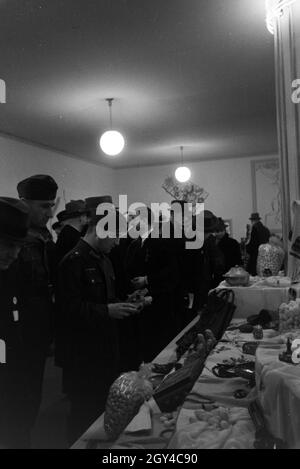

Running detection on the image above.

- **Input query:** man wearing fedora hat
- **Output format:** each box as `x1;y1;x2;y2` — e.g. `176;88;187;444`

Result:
246;212;270;275
57;196;139;443
54;201;90;378
215;218;242;274
0;197;30;448
55;200;90;265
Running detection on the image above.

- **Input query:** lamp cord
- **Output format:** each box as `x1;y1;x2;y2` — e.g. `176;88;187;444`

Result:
180;145;184;165
106;98;113;130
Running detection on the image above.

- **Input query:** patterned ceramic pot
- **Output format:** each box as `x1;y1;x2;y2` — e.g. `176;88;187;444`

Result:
256;243;285;277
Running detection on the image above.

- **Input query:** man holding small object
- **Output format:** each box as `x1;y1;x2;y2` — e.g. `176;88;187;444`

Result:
58;196;140;443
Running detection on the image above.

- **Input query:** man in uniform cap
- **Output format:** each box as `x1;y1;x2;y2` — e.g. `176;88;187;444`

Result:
0;197;30;448
57;196;138;443
16;174;58;438
246;212;270;275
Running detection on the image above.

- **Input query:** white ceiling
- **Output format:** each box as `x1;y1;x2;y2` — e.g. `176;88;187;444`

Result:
0;0;277;168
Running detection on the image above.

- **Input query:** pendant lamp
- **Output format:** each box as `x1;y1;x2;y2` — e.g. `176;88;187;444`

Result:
100;98;125;156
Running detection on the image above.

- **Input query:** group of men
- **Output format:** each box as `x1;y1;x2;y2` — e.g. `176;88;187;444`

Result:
0;173;244;448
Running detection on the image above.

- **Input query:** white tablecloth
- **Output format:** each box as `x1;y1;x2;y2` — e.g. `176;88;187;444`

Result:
216;280;300;319
256;345;300;449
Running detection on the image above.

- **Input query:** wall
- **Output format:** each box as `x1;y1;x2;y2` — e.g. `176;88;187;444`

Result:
0;132;278;242
114;155;279;241
0;134;116;221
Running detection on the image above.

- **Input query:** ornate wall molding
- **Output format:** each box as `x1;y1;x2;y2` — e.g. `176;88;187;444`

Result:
265;0;300;252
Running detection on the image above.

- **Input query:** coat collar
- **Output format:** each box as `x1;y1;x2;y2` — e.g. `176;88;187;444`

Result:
76;239;106;261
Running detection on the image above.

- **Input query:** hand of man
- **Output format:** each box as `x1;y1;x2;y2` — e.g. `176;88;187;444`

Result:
108;303;138;319
131;276;147;290
143;296;152;306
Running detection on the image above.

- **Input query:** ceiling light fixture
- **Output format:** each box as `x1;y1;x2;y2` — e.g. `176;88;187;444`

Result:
100;98;125;156
175;146;191;183
266;0;296;34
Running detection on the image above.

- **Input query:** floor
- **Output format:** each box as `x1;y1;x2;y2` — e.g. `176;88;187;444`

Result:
31;358;69;449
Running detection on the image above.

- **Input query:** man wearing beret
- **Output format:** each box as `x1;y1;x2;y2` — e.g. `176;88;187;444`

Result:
0;197;30;448
16;174;58;437
57;196;139;444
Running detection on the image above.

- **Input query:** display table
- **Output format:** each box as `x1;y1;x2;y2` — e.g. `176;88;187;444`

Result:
256;343;300;449
71;316;199;450
72;314;300;449
72;318;259;450
217;280;300;319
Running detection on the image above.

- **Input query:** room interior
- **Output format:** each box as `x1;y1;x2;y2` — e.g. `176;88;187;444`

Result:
1;0;300;449
0;0;281;243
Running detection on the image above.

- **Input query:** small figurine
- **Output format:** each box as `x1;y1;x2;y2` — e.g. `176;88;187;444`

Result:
279;336;294;364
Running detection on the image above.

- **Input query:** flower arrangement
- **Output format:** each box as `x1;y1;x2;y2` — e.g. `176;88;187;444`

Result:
162;176;209;204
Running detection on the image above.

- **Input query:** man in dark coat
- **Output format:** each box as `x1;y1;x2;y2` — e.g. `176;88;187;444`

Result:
0;197;30;448
57;197;138;444
55;199;90;265
169;205;223;317
109;211;140;373
190;210;224;311
16;174;58;435
125;206;181;362
215;218;242;284
54;200;90;371
246;213;270;275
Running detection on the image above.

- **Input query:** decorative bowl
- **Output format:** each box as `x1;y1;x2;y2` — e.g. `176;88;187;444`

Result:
224;266;250;287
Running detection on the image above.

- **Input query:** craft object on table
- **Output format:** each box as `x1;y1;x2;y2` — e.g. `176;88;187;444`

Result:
278;299;300;333
104;366;153;441
168;406;255;449
257;241;285;277
223;266;250;287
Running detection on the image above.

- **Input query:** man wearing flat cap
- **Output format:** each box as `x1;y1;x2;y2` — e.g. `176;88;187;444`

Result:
16;174;58;437
246;212;270;275
0;197;31;448
57;196;138;443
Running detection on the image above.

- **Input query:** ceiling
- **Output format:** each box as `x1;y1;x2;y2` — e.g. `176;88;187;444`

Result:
0;0;277;168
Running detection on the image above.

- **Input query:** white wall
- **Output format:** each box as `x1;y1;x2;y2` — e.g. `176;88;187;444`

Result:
0;133;278;242
0;134;116;221
114;155;279;241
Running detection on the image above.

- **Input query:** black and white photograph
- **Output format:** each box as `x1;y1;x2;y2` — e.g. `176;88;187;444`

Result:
0;0;300;453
